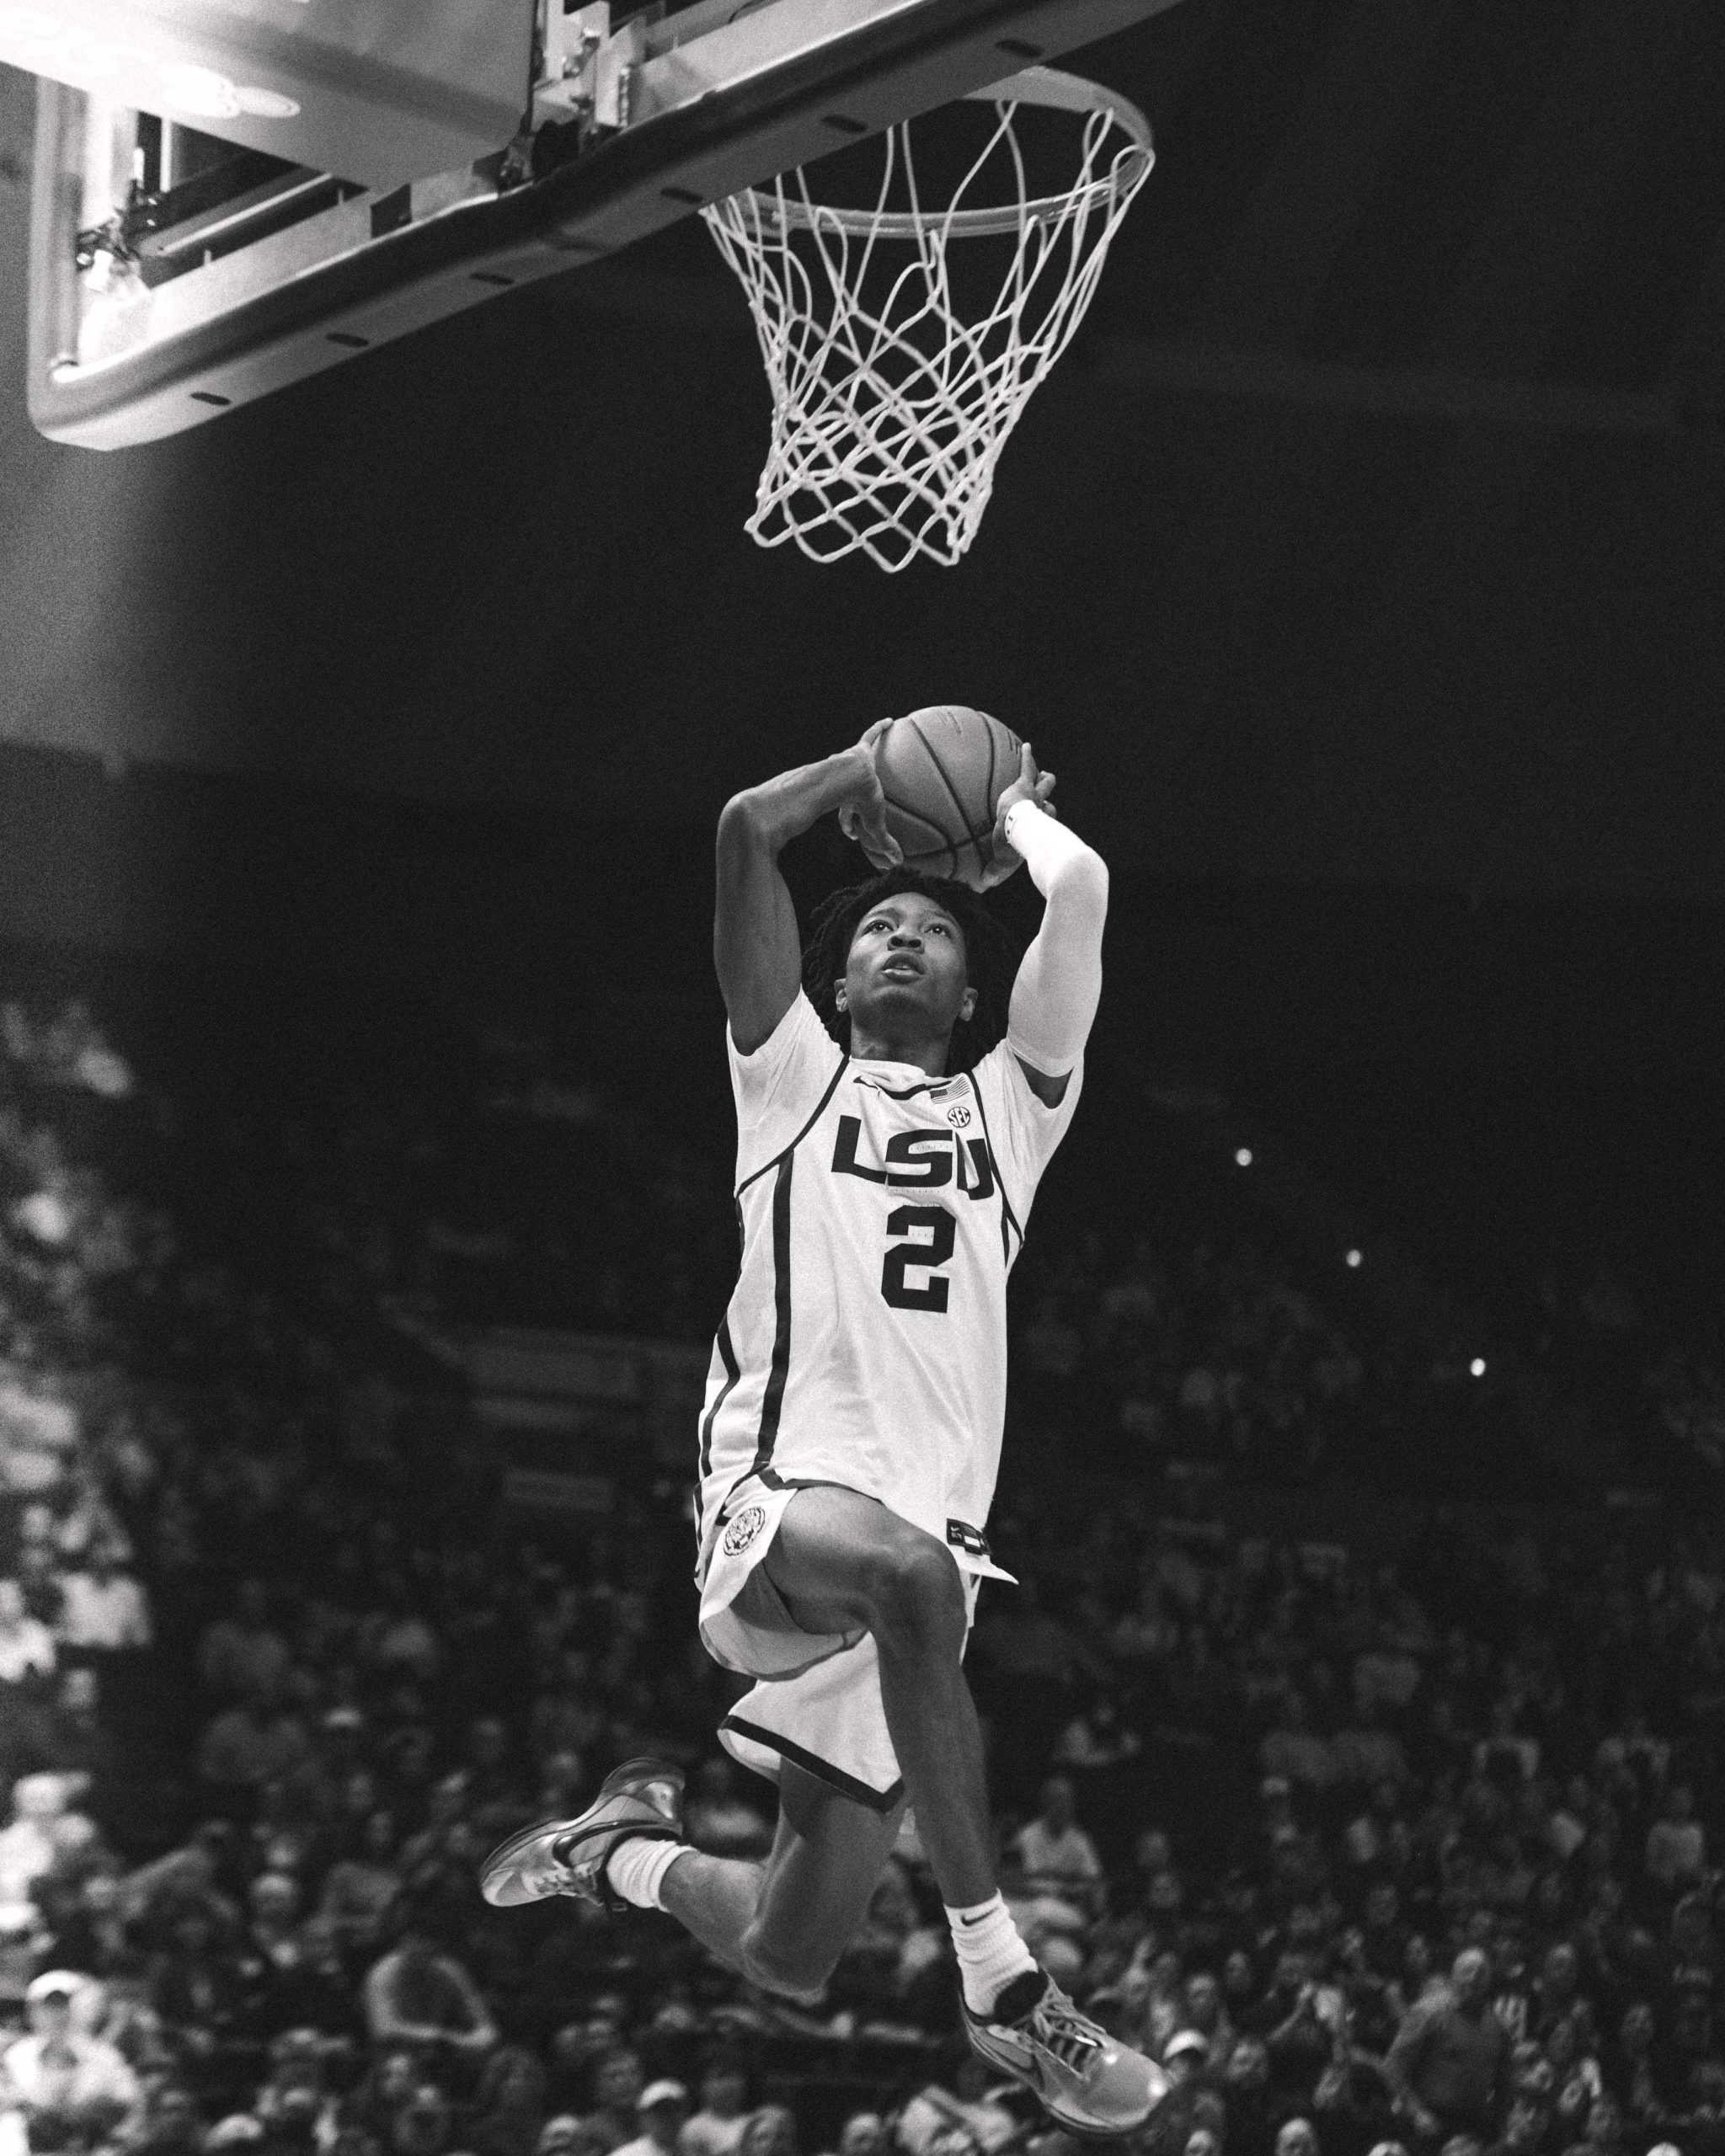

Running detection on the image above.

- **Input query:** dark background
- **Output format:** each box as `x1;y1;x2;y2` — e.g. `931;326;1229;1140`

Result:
2;0;1724;1344
3;0;1724;889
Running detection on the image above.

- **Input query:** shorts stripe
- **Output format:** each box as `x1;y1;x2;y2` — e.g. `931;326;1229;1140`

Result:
720;1713;905;1812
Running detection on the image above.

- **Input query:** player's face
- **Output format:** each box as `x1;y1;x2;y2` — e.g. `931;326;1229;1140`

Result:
838;892;975;1038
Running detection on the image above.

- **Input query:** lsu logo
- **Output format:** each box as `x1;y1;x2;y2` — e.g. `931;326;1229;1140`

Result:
831;1115;995;1198
722;1504;767;1556
946;1105;972;1127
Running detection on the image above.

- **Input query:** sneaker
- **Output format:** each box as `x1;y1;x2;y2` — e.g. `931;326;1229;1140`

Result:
964;1971;1169;2140
478;1758;685;1913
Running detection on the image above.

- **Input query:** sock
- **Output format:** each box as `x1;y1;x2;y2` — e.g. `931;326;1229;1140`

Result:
946;1893;1040;2016
604;1835;686;1910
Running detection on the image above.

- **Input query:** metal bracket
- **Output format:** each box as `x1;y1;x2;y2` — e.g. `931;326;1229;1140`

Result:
531;3;647;138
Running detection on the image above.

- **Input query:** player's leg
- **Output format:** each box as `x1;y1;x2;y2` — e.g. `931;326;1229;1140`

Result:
754;1484;994;1906
660;1759;905;2002
478;1748;899;2005
755;1485;1169;2138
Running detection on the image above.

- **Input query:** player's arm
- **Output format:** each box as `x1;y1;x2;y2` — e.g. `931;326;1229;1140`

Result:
714;724;903;1054
988;748;1108;1107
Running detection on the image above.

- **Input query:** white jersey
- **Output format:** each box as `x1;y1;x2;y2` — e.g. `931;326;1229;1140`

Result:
694;990;1081;1578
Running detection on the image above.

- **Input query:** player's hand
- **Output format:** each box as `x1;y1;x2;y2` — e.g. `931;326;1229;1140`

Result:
973;743;1056;889
837;717;905;871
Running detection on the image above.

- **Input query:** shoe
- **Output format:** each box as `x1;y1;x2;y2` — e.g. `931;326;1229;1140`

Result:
964;1972;1169;2140
478;1758;685;1912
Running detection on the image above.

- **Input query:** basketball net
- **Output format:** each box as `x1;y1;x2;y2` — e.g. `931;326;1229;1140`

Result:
702;68;1153;572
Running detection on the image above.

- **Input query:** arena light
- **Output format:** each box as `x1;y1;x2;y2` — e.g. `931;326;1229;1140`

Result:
1345;1248;1362;1268
1233;1146;1252;1167
1470;1357;1487;1377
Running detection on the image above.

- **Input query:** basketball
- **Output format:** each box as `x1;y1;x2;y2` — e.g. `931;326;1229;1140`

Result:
873;706;1023;886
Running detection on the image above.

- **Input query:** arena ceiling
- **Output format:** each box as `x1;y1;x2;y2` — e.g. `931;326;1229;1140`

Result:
1;0;1722;895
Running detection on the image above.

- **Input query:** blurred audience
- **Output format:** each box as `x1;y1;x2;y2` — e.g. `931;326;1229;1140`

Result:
0;982;1721;2156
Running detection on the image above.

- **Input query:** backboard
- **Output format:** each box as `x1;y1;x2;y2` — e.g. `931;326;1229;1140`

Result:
13;0;1184;449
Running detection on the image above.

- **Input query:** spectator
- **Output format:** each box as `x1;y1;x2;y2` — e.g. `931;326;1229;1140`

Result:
131;2083;207;2156
361;1919;499;2063
678;2057;750;2156
344;2049;423;2145
1163;2031;1210;2085
195;1684;312;1802
1261;1696;1338;1794
254;2029;341;2150
580;2051;645;2154
318;1812;404;1956
0;1578;57;1688
0;1969;143;2151
148;1901;254;2078
1275;2122;1321;2156
1181;1973;1237;2073
1530;1949;1586;2044
52;1544;152;1652
205;2116;270;2156
389;2084;457;2156
613;2085;690;2156
469;2048;549;2156
198;1584;293;1704
539;2123;608;2156
1383;1951;1510;2148
1012;1776;1105;1919
1258;1956;1339;2115
1606;2002;1673;2127
833;2116;886;2156
1642;1787;1706;1894
1220;2036;1276;2156
739;2111;797;2156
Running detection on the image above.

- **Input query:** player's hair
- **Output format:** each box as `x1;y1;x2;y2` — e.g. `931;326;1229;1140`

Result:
802;867;1020;1070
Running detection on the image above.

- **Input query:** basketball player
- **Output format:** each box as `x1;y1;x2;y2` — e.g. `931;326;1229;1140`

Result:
481;718;1164;2138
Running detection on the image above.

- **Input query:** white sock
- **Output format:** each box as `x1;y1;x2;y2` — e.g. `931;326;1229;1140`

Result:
946;1893;1040;2015
605;1835;687;1910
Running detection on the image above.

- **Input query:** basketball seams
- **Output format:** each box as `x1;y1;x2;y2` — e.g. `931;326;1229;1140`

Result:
876;707;1023;885
905;712;991;846
882;794;959;873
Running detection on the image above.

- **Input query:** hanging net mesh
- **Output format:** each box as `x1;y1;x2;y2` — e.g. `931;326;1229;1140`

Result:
702;67;1153;572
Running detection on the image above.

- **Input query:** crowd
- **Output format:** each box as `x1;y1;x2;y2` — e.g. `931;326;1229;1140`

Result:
0;978;1722;2156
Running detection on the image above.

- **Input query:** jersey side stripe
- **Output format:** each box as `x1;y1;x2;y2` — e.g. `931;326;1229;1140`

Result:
694;1319;741;1543
750;1155;796;1475
969;1083;1023;1262
734;1045;849;1198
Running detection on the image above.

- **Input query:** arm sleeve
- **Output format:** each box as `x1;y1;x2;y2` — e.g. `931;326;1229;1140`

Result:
1001;802;1108;1076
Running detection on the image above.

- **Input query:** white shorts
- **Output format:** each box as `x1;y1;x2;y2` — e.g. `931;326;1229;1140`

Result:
697;1473;996;1809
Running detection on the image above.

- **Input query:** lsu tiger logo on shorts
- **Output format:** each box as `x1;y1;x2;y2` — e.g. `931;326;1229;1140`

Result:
722;1503;768;1556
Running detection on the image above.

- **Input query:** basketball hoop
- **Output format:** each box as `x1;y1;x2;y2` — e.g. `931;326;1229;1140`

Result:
702;67;1152;572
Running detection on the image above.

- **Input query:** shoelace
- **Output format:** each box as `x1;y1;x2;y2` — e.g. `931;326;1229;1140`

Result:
1029;2003;1105;2073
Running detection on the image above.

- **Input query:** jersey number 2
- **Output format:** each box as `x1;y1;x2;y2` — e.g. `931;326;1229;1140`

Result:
881;1205;956;1312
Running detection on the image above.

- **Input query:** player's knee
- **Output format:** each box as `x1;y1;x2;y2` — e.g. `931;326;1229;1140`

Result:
740;1916;839;2004
861;1531;965;1656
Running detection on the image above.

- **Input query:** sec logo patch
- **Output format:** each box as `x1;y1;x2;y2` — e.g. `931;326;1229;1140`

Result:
946;1105;972;1127
722;1504;767;1556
